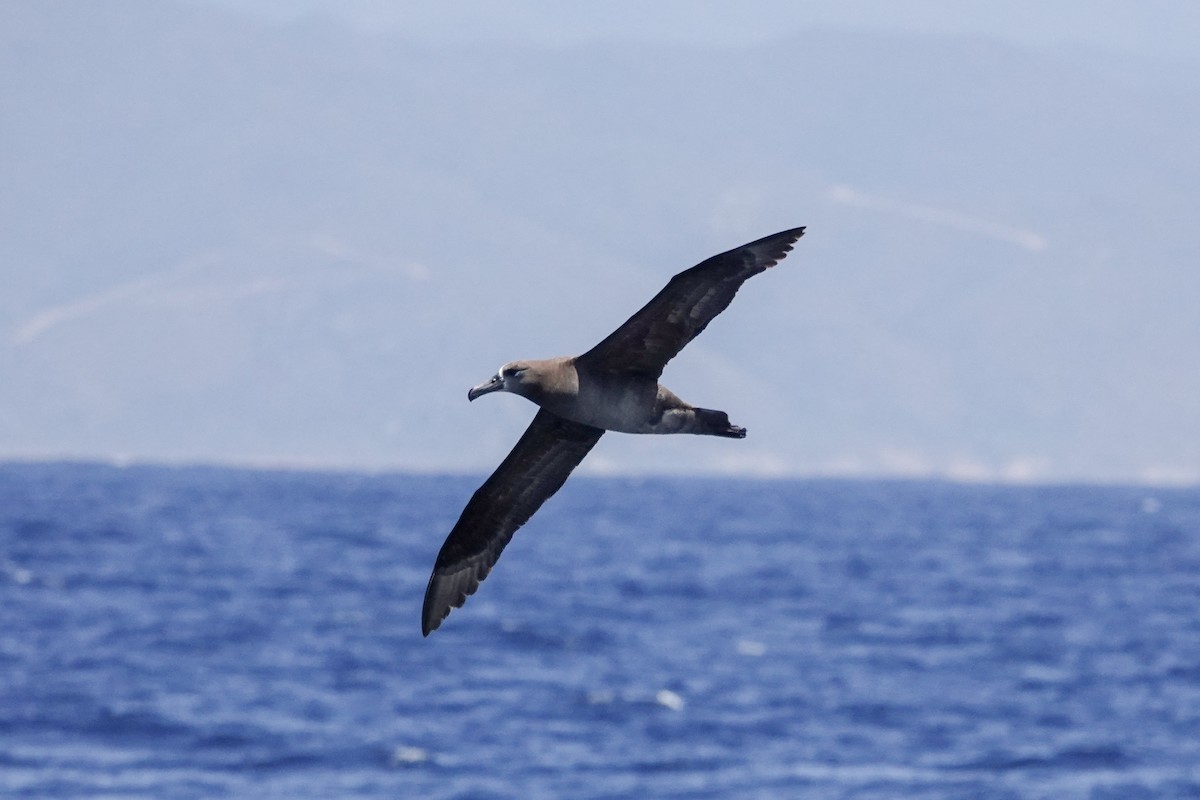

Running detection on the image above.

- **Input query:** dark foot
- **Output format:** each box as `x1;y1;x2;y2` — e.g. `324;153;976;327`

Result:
694;407;747;438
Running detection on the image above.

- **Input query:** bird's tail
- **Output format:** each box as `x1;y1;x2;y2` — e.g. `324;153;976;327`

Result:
693;408;747;438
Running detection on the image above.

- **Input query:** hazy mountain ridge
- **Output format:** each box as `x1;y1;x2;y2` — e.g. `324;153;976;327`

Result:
2;1;1197;481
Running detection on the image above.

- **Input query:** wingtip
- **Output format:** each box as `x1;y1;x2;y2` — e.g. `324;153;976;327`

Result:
421;587;449;637
421;607;446;637
782;225;806;245
422;564;482;637
421;576;446;637
745;226;806;270
771;225;805;241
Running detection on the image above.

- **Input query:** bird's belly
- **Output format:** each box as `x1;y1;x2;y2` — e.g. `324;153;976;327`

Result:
554;380;657;433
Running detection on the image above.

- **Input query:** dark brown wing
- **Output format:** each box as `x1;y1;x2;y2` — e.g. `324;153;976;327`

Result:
577;227;805;377
422;409;605;635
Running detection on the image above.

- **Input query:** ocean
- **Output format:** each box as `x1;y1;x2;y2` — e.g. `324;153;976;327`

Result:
2;462;1199;799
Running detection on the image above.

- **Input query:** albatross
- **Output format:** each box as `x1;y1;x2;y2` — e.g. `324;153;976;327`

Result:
422;226;806;635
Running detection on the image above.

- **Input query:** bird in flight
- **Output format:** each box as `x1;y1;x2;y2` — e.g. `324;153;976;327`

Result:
422;226;806;635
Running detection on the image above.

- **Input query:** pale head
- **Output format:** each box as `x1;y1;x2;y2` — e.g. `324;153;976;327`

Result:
467;361;533;401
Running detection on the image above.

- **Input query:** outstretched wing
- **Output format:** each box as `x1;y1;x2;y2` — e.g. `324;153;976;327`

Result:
422;409;605;635
577;227;805;377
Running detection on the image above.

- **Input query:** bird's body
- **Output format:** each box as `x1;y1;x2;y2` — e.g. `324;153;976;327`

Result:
423;226;806;635
478;356;738;436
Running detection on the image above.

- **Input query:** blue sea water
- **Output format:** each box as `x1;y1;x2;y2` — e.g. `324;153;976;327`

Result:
2;463;1200;799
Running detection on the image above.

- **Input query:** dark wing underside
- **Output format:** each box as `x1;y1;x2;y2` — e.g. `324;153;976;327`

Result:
422;409;605;635
576;227;805;377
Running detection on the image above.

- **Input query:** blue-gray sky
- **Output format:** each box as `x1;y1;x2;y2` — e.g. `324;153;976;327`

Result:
184;0;1200;58
3;1;1198;483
